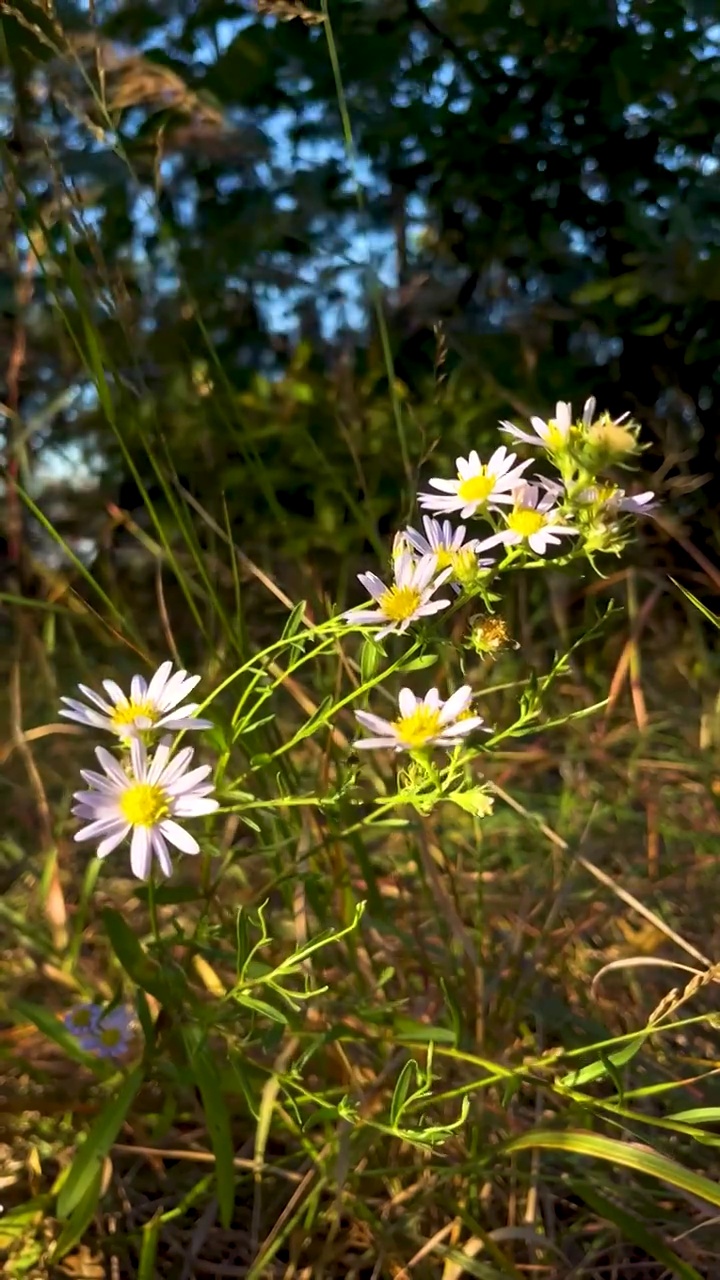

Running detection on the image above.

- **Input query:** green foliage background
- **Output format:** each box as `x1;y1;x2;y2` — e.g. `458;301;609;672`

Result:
2;0;719;575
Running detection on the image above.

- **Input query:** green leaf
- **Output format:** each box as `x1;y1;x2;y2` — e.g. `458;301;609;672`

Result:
138;1213;163;1280
102;908;182;1004
505;1129;720;1207
400;653;438;672
390;1058;419;1127
446;786;494;818
559;1031;648;1088
281;600;307;639
57;1067;144;1219
183;1030;235;1228
53;1167;104;1262
575;1181;704;1280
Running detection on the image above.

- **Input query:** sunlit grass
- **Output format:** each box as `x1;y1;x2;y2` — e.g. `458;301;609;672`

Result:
2;9;720;1280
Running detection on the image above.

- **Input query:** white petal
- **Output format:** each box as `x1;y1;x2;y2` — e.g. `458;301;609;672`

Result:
77;684;114;713
439;686;472;723
130;674;148;702
97;823;131;857
75;816;123;842
130;735;147;780
357;572;387;601
423;687;441;710
130;827;153;879
159;819;199;854
439;716;486;738
165;764;213;795
172;796;218;817
397;688;417;718
355;710;392;734
95;747;128;785
427;477;461;494
150;829;173;877
346;608;386;625
157;670;199;708
145;737;172;784
146;660;175;703
59;703;111;730
355;736;398;749
412;554;438;592
158;713;213;732
393;552;416;587
102;679;129;706
415;598;451;616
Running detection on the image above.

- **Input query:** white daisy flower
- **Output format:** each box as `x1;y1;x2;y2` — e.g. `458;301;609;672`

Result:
73;736;219;880
60;660;213;739
404;516;494;593
344;552;452;640
354;685;487;751
499;399;583;451
417;446;531;519
476;484;577;557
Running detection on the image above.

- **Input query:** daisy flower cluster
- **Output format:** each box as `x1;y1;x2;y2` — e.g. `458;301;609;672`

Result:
62;660;218;880
64;1002;135;1059
346;396;656;758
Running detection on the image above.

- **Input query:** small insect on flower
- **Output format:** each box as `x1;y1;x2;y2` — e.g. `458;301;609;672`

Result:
418;446;531;519
404;516;494;593
60;660;213;740
65;1003;135;1059
73;736;219;880
476;484;577;557
354;685;488;751
344;552;452;640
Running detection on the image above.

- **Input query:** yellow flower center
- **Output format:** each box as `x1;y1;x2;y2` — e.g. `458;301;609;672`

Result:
434;546;476;582
507;508;546;538
378;584;422;622
111;699;157;731
119;782;169;827
71;1008;93;1028
593;484;617;506
457;472;496;504
586;420;637;458
392;706;443;748
470;616;511;653
99;1027;122;1048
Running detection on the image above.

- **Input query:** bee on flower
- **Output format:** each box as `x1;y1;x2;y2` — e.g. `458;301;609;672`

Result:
354;685;488;751
404;516;494;593
344;552;452;639
475;483;577;558
417;446;531;519
72;735;219;880
60;660;213;741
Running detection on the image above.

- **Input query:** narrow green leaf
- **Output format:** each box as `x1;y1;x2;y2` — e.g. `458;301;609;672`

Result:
281;601;307;639
102;907;181;1004
667;1107;720;1125
506;1129;720;1207
390;1059;418;1127
559;1031;648;1088
57;1067;144;1218
138;1212;163;1280
53;1167;104;1261
183;1031;235;1229
400;653;438;671
575;1180;704;1280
